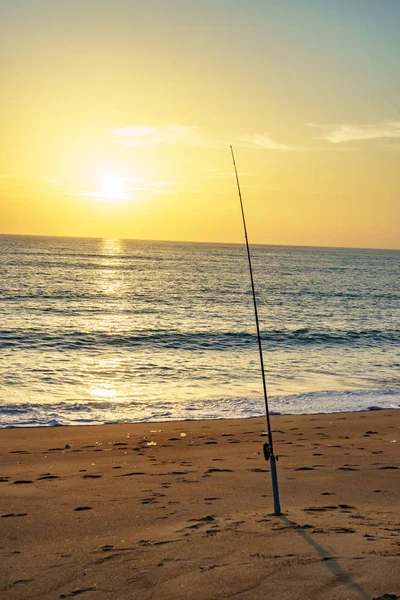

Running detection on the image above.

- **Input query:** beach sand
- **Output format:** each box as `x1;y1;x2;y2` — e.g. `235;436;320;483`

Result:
0;410;399;600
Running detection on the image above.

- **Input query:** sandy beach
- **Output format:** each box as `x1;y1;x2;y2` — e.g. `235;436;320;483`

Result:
0;410;399;600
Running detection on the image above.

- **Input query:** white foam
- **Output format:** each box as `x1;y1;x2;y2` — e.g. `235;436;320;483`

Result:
0;389;398;428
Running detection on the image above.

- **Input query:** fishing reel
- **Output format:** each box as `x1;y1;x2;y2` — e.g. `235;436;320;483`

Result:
263;442;270;461
263;443;279;462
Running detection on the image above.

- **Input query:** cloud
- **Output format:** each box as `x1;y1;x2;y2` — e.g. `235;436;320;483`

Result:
235;133;297;150
112;124;299;151
307;120;400;144
112;125;209;148
81;179;199;200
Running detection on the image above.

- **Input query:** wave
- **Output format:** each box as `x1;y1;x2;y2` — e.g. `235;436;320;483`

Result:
1;327;399;351
1;389;398;428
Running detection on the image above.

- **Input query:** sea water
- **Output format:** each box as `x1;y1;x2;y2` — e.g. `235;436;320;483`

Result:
0;235;399;427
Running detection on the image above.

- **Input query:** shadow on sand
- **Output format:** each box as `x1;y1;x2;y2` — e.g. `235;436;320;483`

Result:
279;515;371;600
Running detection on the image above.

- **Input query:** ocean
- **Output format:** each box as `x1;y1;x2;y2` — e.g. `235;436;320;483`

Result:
0;235;399;427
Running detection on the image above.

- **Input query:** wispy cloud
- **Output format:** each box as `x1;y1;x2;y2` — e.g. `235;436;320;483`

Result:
112;125;209;148
307;120;400;144
235;134;298;150
81;178;199;200
112;124;299;151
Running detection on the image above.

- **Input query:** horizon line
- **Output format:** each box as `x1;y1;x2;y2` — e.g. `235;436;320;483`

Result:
0;232;399;252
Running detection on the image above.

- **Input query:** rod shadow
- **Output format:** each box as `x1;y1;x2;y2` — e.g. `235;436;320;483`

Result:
278;514;370;600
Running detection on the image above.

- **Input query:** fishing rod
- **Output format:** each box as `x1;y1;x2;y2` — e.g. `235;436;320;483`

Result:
230;146;281;516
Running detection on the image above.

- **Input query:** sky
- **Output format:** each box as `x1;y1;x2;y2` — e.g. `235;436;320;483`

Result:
1;0;399;248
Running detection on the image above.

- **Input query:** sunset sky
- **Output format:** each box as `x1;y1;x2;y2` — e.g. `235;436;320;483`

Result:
1;0;399;248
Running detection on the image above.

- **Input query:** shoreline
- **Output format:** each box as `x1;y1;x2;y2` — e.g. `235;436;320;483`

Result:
1;404;399;430
1;409;399;599
2;391;399;429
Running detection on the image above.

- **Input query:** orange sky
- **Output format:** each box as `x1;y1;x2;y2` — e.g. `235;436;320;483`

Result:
1;1;399;249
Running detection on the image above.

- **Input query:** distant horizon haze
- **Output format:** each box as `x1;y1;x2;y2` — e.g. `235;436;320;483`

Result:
0;232;399;252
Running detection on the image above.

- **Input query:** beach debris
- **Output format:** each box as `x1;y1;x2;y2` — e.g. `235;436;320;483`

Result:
65;444;71;449
180;432;187;437
147;441;157;446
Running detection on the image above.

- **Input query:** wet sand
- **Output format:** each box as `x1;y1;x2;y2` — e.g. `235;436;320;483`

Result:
0;410;399;600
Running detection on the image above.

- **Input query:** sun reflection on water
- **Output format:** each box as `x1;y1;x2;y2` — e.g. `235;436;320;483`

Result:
84;240;131;403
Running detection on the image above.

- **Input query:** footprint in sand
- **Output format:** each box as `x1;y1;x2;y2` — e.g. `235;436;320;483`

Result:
296;466;315;471
186;515;217;532
82;474;102;479
338;466;359;471
2;513;27;518
74;506;93;511
60;587;96;598
13;480;33;484
248;468;269;473
206;468;233;473
205;529;219;536
330;527;355;534
304;506;339;512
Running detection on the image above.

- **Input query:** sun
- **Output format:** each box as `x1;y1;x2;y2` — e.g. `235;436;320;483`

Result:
102;175;126;200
